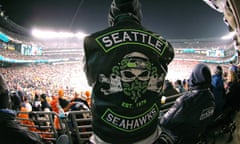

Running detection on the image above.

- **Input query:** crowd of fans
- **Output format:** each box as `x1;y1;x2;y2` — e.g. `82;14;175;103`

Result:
0;46;240;144
0;29;239;144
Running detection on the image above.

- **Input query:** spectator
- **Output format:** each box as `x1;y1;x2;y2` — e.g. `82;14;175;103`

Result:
163;80;179;97
229;61;238;73
40;93;52;112
58;88;74;112
182;79;188;91
211;65;226;116
160;63;215;144
32;93;42;111
9;90;21;111
16;85;25;103
225;68;240;111
0;74;44;144
174;79;186;93
84;90;92;107
83;0;174;143
70;91;90;110
50;95;64;130
22;96;33;112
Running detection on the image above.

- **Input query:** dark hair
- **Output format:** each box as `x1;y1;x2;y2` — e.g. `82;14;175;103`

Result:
215;65;223;75
175;79;182;85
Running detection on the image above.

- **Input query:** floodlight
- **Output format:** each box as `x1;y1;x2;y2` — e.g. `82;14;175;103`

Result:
31;28;88;39
75;32;88;39
221;31;236;40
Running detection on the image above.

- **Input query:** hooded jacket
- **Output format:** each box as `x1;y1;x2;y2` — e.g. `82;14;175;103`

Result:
160;63;215;144
83;0;174;143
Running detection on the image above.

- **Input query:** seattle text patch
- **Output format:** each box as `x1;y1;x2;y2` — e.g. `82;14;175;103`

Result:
96;29;168;56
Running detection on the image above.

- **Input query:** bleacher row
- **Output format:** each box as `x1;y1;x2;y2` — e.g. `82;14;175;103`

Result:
15;94;180;144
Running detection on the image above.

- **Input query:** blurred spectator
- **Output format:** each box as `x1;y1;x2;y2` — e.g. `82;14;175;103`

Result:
16;85;25;102
58;88;74;112
9;90;21;111
70;91;89;110
32;93;42;111
225;68;240;110
22;96;33;112
229;61;238;73
84;90;91;107
211;65;226;116
50;95;64;130
182;79;189;91
174;79;186;93
163;80;179;97
40;93;52;112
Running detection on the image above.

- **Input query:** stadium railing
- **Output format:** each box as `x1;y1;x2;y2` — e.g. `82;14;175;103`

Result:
16;111;66;144
15;95;180;144
16;110;93;144
63;110;93;144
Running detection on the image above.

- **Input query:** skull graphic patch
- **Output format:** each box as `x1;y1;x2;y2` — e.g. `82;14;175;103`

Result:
99;52;166;103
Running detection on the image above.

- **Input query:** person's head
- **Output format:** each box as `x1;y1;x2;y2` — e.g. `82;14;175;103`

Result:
108;0;142;26
215;65;223;76
163;80;173;90
40;93;47;101
188;63;212;89
227;69;238;83
73;91;80;99
174;79;182;86
58;89;64;98
0;74;10;109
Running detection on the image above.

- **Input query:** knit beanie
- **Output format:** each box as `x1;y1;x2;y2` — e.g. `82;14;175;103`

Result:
108;0;142;26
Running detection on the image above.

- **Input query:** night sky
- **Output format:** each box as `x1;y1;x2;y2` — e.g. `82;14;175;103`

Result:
0;0;229;39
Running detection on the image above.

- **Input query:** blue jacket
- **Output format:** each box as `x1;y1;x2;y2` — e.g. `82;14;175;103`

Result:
211;74;225;116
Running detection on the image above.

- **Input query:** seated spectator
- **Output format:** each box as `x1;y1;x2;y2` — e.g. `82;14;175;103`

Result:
225;67;240;111
58;88;74;112
17;104;52;141
22;96;33;112
182;79;189;90
174;79;186;93
32;93;42;111
229;61;238;74
40;93;52;112
211;65;226;117
0;74;44;144
160;63;215;144
84;90;92;107
163;80;179;97
9;90;21;111
70;91;90;110
50;95;64;130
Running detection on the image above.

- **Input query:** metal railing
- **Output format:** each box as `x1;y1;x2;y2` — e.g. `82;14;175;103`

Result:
16;110;93;144
15;94;181;144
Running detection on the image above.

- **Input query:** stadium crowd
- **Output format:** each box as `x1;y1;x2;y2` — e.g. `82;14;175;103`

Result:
0;0;240;143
